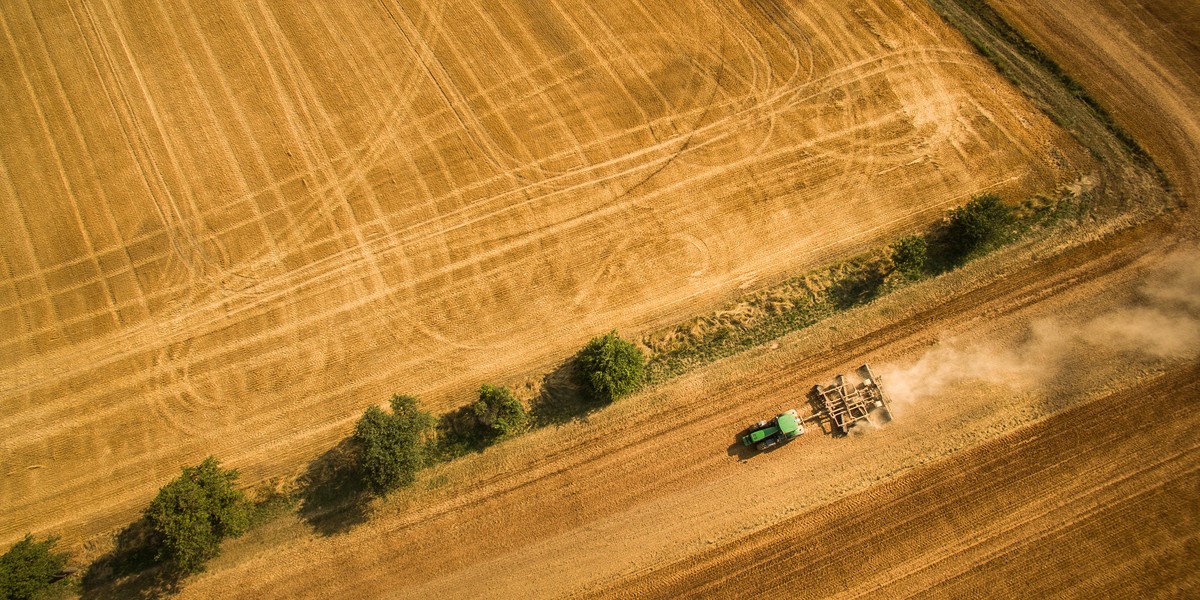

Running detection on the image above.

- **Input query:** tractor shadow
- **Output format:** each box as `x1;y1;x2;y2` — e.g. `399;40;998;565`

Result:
296;438;371;536
726;437;756;461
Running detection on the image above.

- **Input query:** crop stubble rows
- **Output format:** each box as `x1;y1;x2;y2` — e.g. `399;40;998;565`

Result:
0;0;1083;546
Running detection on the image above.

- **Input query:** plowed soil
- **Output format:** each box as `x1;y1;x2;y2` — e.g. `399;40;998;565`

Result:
0;0;1084;547
990;0;1200;212
598;364;1200;599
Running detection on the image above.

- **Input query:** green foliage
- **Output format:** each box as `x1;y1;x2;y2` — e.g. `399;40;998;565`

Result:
144;457;250;573
891;235;928;280
943;194;1014;262
354;394;435;495
0;534;68;600
472;385;527;439
432;408;485;460
576;331;646;403
432;385;528;460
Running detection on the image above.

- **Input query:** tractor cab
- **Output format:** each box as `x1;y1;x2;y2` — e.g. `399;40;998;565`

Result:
741;409;804;451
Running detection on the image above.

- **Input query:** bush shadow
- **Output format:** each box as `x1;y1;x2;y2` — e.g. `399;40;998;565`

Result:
297;438;371;536
922;221;970;275
432;405;492;461
81;518;183;599
529;357;607;426
829;262;888;309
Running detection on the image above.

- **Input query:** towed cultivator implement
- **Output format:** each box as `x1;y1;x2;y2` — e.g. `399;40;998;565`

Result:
739;364;892;452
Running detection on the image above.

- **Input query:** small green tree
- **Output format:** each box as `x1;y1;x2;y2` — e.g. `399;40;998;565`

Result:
144;457;250;573
354;395;435;495
576;331;646;403
944;194;1014;261
472;384;527;439
891;235;928;280
0;533;69;600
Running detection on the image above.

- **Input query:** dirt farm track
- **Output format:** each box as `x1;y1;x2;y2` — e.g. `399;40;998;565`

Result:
2;0;1198;597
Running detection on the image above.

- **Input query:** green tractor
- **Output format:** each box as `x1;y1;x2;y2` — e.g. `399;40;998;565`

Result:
740;409;804;451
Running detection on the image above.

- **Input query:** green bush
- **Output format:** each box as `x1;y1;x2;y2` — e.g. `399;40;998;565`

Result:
0;533;69;600
943;194;1014;262
576;331;646;403
145;457;250;573
472;385;527;439
354;395;435;495
433;385;528;460
891;235;928;280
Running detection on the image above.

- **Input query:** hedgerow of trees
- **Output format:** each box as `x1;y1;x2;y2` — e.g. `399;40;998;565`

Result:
576;331;646;403
144;457;251;573
0;533;69;600
49;187;1045;592
354;394;435;496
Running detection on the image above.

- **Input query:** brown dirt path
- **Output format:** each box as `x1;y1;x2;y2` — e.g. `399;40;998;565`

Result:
592;363;1200;598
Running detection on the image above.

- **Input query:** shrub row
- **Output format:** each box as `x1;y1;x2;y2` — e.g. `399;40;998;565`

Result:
831;193;1016;306
11;192;1012;589
0;533;69;600
37;330;649;591
364;331;646;492
642;194;1021;382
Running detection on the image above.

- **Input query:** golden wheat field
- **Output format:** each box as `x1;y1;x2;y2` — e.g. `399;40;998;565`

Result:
0;0;1089;552
11;0;1200;597
5;0;1200;596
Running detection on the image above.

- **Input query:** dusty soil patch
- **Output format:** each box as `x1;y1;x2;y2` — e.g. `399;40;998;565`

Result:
594;363;1200;599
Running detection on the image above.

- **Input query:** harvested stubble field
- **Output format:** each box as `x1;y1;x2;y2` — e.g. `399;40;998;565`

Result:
0;0;1079;544
2;0;1197;597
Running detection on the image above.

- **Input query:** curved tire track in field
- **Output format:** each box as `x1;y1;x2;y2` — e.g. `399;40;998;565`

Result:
0;43;1009;403
0;0;1087;553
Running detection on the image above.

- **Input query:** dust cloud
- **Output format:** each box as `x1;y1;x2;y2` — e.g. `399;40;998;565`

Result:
880;249;1200;408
